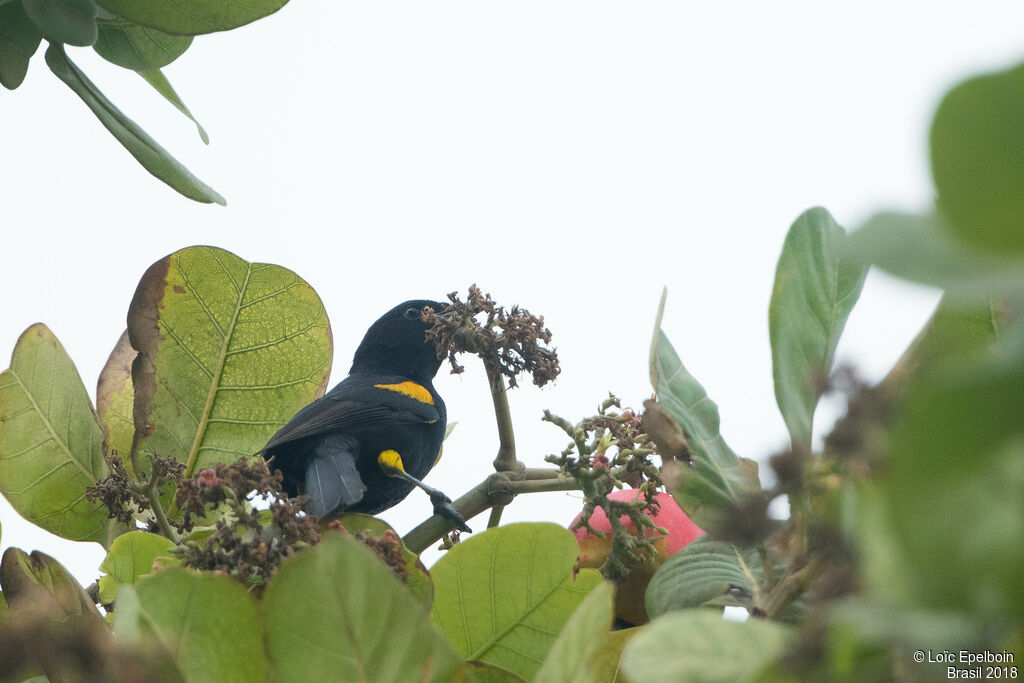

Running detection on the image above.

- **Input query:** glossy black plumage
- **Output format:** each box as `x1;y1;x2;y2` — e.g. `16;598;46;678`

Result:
261;300;463;527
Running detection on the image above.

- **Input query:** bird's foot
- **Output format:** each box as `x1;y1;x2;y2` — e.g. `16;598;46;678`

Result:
428;490;471;533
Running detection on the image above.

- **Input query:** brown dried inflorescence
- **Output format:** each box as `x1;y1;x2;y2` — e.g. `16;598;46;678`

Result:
423;285;560;388
86;452;184;524
174;459;321;584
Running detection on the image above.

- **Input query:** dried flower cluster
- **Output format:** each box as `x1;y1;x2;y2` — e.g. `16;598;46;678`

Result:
423;285;560;387
89;454;321;586
86;452;185;525
174;460;321;584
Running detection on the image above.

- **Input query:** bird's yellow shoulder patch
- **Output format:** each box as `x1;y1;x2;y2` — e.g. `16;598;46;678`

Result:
374;381;435;405
378;449;405;476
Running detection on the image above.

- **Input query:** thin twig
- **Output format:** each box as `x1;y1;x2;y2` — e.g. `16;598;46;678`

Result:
145;478;181;544
486;363;520;528
402;470;580;552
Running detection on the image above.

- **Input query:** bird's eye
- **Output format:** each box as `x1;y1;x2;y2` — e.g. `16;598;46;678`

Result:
404;306;422;319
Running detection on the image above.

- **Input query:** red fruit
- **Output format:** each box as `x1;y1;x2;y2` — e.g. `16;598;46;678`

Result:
570;490;703;624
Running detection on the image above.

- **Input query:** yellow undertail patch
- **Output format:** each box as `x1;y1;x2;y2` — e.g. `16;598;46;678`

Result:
378;449;406;476
374;381;435;405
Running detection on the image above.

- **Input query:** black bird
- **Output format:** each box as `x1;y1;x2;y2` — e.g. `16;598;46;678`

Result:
261;300;470;531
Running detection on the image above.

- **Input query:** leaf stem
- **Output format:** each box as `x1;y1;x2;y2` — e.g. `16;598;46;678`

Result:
757;543;776;592
760;554;821;619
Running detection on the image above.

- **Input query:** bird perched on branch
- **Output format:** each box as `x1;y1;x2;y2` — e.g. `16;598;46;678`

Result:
261;300;470;532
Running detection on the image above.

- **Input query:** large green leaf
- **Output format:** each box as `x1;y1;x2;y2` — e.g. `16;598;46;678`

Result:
884;296;1012;392
621;610;793;683
847;211;1024;298
931;62;1024;253
645;537;763;619
95;330;136;472
458;661;526;682
93;17;191;70
95;0;288;36
870;349;1024;619
114;568;266;681
97;530;176;604
0;324;111;543
769;207;867;451
649;291;761;528
137;69;209;144
21;0;97;46
263;534;461;682
44;43;225;205
0;1;42;90
430;523;604;681
127;246;332;478
334;514;433;611
533;581;614;683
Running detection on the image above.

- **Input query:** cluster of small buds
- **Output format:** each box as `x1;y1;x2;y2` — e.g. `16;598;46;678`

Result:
543;395;667;580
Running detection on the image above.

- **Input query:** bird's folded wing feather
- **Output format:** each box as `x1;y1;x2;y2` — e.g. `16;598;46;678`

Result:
260;390;439;454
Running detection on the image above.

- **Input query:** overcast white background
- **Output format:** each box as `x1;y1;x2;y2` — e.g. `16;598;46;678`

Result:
2;2;1023;583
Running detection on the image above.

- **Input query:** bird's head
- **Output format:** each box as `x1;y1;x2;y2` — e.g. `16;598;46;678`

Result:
350;299;447;383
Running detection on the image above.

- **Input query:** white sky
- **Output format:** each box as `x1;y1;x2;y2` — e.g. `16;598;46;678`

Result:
2;2;1022;583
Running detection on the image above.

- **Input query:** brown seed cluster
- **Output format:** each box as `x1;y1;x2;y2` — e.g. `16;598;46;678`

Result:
423;285;560;388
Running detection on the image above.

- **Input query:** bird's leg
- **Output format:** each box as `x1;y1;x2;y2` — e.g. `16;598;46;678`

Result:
392;470;472;533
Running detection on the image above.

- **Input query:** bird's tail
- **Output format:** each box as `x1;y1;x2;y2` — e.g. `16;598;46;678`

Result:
304;434;367;518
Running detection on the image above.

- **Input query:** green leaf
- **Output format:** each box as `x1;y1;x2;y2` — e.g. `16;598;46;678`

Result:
333;514;434;610
870;348;1024;618
534;581;614;683
127;246;332;479
95;0;288;36
44;43;225;205
883;296;1012;392
645;537;763;619
430;522;604;681
21;0;97;46
97;530;176;604
113;569;266;681
0;324;111;543
589;629;637;683
931;62;1024;253
847;211;1024;298
263;534;461;682
0;1;43;90
457;661;526;682
96;330;136;474
832;599;988;657
769;207;867;451
0;547;101;616
621;610;793;683
93;18;191;70
137;68;209;144
649;291;761;528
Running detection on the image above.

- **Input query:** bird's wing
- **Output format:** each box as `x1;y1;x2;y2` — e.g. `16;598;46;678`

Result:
304;434;366;517
260;377;440;454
